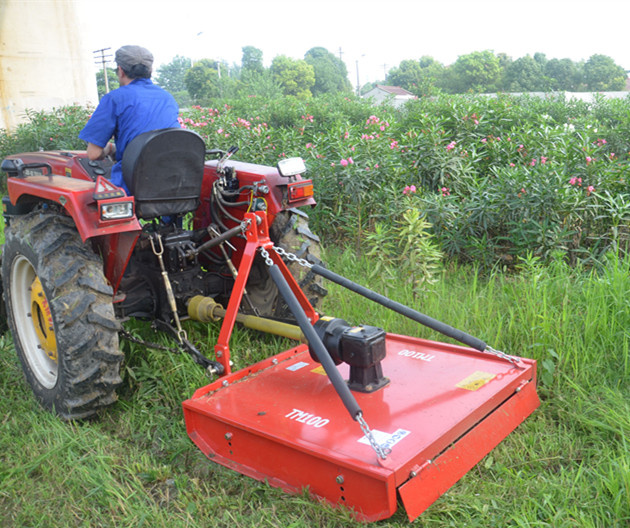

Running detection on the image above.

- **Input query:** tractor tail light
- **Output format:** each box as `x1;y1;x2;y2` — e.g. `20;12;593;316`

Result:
288;180;314;202
100;200;134;220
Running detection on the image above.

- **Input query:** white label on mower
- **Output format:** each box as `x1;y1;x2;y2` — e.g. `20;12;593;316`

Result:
398;349;436;362
286;361;309;371
285;408;330;428
358;428;411;450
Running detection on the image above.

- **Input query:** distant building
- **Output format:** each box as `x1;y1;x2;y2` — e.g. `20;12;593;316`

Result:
362;85;416;107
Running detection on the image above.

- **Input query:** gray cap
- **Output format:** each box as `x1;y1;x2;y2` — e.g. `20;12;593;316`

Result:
115;45;153;73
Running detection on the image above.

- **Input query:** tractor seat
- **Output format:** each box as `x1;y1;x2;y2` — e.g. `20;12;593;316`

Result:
122;128;206;219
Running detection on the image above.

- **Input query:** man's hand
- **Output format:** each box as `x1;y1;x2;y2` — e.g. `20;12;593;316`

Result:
87;142;116;161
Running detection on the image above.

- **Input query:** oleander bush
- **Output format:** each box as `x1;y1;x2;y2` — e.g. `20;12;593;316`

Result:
2;92;629;268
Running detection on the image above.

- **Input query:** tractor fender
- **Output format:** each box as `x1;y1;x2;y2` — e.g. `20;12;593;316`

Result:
5;176;141;292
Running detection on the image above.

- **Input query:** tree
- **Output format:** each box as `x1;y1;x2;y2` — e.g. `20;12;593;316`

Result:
446;51;502;93
304;47;351;95
241;46;264;75
386;56;444;95
584;54;627;91
184;59;220;103
96;68;119;99
544;58;582;91
502;55;549;92
270;55;315;98
155;55;191;93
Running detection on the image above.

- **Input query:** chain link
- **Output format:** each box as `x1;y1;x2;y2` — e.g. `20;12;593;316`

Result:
357;412;390;460
484;345;521;368
272;245;313;269
259;246;274;267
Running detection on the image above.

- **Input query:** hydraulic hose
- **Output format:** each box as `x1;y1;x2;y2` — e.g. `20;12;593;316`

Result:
267;263;362;420
311;264;488;352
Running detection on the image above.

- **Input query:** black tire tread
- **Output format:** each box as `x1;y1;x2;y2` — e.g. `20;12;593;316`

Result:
3;212;123;420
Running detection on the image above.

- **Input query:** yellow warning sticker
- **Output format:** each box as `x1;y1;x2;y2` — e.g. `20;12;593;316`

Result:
456;371;496;391
311;366;327;376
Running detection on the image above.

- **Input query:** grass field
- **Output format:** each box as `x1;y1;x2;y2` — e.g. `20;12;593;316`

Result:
0;246;628;527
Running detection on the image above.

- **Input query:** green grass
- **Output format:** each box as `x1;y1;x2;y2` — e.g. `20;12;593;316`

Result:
0;248;628;527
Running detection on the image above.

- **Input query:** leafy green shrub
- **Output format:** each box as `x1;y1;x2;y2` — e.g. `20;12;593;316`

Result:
0;106;92;160
364;197;444;298
2;94;629;269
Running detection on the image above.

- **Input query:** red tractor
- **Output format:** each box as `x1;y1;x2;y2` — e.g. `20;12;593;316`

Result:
0;128;325;417
0;129;539;522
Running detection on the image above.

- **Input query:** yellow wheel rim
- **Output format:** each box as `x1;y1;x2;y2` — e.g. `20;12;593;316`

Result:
29;277;57;362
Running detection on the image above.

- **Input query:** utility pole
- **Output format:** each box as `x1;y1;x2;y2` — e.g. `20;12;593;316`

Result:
356;54;366;96
93;48;112;94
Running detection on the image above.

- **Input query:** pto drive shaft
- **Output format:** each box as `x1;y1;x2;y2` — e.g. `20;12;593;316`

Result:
187;295;305;341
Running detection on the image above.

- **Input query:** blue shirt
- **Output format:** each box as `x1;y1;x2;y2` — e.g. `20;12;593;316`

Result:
79;78;180;193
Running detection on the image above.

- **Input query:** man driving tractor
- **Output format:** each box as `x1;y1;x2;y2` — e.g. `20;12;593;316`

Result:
79;45;180;193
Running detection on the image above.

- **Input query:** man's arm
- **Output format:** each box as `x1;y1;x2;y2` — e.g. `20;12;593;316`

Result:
86;142;116;161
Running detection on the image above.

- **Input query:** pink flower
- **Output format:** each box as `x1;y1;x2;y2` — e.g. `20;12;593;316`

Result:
587;185;595;195
348;157;354;164
509;163;516;167
446;141;456;151
541;156;548;164
440;187;450;196
340;159;348;167
530;159;537;166
403;185;417;195
481;138;487;144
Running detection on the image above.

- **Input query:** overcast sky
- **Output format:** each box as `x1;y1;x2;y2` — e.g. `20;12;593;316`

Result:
81;0;630;88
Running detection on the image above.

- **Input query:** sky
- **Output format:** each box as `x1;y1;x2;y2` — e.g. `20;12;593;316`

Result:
81;0;630;88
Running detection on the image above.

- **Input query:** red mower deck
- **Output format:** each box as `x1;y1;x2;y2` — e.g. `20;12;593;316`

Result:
183;333;539;522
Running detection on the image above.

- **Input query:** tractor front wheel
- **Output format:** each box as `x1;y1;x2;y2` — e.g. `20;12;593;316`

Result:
2;212;123;419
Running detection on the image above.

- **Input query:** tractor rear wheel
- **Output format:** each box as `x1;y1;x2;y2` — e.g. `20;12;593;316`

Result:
2;212;123;419
245;209;327;319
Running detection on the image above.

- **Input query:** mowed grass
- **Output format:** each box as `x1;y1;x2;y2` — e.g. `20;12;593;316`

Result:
0;247;628;527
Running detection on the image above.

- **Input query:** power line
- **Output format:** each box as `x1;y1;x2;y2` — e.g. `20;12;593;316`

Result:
93;48;113;93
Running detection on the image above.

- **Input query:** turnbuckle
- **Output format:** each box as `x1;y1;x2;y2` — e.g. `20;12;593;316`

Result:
149;233;187;344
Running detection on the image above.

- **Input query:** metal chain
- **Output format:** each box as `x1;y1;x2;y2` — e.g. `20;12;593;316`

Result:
272;245;313;269
484;345;521;368
259;246;274;267
357;412;391;460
